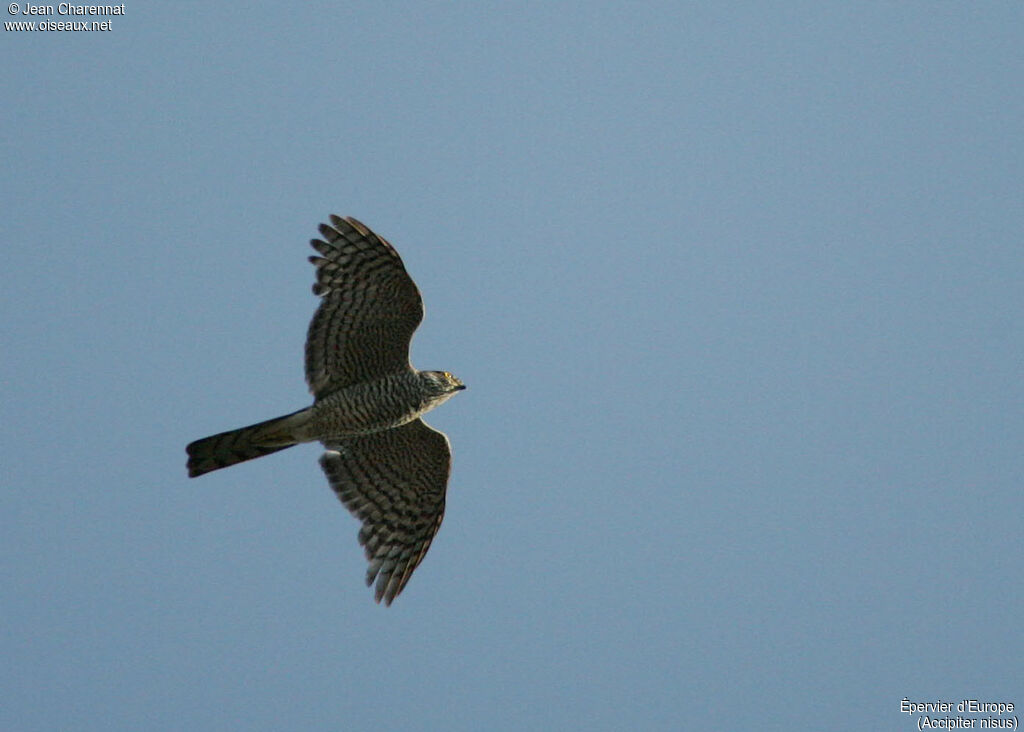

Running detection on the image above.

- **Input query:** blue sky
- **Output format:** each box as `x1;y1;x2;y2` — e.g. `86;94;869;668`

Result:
3;2;1022;730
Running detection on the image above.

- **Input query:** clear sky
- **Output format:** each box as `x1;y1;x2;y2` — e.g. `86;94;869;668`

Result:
3;3;1022;730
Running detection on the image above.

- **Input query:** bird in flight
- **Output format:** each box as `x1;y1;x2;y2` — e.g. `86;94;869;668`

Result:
186;215;465;605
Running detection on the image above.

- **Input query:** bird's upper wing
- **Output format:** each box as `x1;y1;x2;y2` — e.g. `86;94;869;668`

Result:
305;216;424;396
320;419;451;605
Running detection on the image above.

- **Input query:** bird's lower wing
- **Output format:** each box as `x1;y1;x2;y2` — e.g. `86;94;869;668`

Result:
320;419;451;605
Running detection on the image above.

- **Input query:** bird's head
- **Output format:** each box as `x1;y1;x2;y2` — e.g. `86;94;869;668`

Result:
421;370;466;407
425;370;465;393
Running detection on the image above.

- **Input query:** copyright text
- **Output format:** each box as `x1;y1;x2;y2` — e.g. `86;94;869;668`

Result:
5;3;124;31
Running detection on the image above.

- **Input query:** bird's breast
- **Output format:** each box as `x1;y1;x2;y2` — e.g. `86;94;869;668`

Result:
307;373;427;438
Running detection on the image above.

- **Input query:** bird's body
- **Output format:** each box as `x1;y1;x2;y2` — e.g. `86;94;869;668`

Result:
186;215;464;605
306;370;462;438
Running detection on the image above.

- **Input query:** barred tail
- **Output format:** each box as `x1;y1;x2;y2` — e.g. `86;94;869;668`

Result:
186;407;312;478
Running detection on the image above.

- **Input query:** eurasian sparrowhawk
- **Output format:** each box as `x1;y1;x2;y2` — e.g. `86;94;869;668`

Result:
186;215;465;605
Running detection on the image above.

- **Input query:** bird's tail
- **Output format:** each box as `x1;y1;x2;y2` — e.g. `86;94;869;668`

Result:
186;407;312;478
